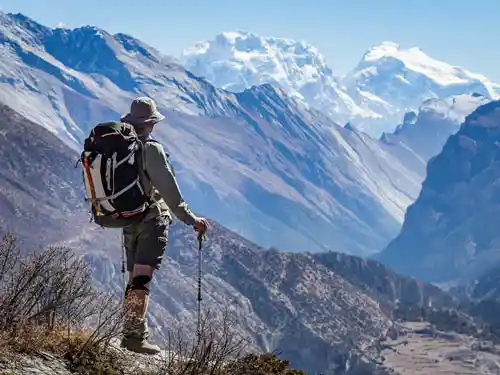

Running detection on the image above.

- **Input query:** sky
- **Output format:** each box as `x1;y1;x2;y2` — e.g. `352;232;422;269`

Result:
0;0;499;81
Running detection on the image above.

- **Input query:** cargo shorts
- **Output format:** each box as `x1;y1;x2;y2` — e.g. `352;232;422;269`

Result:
122;207;171;272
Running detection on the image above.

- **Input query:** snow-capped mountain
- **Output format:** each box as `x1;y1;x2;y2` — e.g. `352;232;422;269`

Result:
181;33;500;137
344;42;500;132
181;31;376;124
0;12;426;256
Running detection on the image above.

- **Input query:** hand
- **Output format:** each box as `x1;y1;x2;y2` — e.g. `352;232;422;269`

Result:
193;216;209;235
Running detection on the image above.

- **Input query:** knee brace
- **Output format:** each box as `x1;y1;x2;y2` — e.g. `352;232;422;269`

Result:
129;275;152;295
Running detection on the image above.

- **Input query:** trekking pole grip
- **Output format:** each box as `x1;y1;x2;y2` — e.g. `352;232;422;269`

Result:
197;231;205;248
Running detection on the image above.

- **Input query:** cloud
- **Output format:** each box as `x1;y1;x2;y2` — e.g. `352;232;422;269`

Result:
55;21;68;29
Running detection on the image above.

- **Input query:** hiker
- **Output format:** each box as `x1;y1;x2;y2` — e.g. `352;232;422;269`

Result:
119;97;209;354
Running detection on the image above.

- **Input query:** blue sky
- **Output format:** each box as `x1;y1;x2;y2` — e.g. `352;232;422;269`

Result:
1;0;499;81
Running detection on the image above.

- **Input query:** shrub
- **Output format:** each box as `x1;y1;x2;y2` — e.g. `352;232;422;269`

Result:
0;232;306;375
0;232;125;369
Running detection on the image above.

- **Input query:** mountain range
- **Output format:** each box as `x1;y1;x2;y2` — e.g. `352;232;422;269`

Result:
0;11;442;257
1;11;497;260
181;31;500;136
5;96;500;372
0;98;457;373
4;10;500;374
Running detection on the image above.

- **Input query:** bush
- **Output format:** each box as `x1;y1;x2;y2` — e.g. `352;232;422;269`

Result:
0;233;307;375
223;353;306;375
0;232;124;368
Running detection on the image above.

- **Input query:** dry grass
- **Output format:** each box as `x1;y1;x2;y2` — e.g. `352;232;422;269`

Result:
0;232;306;375
0;232;127;372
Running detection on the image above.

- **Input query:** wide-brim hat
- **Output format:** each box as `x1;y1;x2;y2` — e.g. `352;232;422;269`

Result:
121;96;165;126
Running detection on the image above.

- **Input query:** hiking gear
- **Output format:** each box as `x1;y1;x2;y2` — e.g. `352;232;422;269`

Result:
196;232;204;342
123;214;170;271
80;121;150;228
120;97;165;126
120;335;161;355
122;289;160;355
121;233;127;298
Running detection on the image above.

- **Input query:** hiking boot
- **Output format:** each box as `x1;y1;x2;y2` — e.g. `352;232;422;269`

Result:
121;288;161;355
121;334;161;355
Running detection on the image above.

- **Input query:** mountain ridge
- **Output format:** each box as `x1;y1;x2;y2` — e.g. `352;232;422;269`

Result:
182;31;500;136
0;11;426;256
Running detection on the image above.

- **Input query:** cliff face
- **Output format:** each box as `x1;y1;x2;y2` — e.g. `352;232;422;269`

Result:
377;100;500;283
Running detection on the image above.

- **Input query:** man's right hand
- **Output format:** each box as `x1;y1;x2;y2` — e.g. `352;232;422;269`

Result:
193;216;209;235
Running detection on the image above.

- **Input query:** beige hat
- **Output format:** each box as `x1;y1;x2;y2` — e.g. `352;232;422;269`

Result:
121;97;165;126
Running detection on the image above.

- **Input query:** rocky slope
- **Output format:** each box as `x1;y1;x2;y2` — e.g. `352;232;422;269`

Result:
0;103;86;247
376;100;500;283
0;12;425;256
182;33;500;136
81;217;458;374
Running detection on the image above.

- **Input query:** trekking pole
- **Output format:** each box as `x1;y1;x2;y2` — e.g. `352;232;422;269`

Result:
121;232;127;298
196;231;204;345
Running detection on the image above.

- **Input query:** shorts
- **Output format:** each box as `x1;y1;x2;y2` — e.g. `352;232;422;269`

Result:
122;210;170;272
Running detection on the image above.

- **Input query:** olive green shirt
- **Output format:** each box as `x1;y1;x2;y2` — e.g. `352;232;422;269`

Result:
139;139;196;226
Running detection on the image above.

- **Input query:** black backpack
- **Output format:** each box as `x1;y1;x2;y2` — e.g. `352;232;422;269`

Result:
79;121;150;228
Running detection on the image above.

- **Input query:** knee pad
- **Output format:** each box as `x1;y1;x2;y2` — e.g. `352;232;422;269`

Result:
130;275;152;295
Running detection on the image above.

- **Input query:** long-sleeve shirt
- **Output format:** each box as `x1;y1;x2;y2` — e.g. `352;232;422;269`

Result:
139;138;197;226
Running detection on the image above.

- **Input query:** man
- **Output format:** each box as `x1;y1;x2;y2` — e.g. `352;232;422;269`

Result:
119;96;209;354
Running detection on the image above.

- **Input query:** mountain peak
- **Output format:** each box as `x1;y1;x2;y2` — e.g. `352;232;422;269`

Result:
7;12;31;22
359;41;491;88
184;30;322;60
217;30;260;41
179;31;377;124
5;12;106;37
363;41;419;63
364;41;400;56
363;41;426;62
341;41;499;128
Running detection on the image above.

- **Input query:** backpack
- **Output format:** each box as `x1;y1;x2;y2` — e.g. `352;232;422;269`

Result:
79;121;150;228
